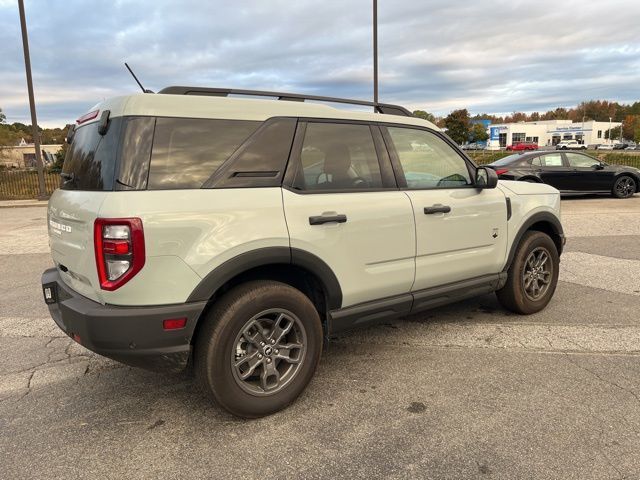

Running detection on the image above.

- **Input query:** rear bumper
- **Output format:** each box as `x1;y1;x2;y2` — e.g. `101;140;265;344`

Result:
41;268;207;372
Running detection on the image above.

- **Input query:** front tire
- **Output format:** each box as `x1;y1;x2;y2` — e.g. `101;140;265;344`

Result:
195;280;323;418
497;231;559;314
612;175;636;199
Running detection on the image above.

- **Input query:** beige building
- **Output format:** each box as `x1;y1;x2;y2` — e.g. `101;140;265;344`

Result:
0;144;63;169
486;119;622;149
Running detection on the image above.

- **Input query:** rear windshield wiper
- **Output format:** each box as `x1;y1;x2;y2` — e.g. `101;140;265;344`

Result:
116;178;134;188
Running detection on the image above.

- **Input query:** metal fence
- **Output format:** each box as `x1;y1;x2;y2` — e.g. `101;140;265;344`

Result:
0;170;59;200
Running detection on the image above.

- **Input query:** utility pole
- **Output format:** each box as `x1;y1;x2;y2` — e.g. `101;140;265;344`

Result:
18;0;47;200
609;117;612;144
373;0;378;106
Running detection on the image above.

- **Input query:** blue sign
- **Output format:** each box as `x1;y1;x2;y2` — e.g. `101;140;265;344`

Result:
490;127;500;141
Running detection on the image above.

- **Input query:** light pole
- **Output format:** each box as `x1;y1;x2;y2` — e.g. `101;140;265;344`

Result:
373;0;378;106
619;119;624;143
609;117;612;144
18;0;47;200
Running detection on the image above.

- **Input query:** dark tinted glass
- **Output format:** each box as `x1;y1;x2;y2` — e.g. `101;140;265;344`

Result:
61;119;121;191
294;123;383;191
116;117;155;190
148;118;260;189
207;118;297;188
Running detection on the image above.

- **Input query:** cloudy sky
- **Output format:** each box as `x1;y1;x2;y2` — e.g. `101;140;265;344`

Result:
1;0;639;127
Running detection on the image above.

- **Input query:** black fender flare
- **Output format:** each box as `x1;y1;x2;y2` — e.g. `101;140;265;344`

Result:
504;212;565;271
186;247;343;310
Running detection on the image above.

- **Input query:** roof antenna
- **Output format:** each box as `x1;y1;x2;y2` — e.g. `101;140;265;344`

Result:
124;62;154;93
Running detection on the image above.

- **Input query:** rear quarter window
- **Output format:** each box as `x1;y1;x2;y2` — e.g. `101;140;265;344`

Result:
61;119;122;191
147;118;261;189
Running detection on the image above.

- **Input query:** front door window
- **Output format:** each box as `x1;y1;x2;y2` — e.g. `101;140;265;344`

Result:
385;127;472;189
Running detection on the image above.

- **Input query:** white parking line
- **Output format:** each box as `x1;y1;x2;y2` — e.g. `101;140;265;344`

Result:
560;252;640;296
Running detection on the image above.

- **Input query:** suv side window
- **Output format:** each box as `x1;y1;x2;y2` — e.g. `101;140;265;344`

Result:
566;153;599;168
205;118;297;189
292;122;384;191
385;127;472;189
148;118;260;189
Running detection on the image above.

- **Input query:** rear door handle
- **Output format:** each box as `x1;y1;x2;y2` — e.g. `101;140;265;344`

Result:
309;214;347;225
424;204;451;214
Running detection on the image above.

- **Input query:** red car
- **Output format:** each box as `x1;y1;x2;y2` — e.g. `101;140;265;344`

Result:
506;142;538;151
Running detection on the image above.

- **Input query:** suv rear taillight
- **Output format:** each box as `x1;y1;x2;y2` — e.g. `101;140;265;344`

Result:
94;218;145;291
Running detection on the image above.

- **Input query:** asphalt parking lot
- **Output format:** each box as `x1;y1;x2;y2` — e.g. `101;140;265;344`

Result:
1;196;640;479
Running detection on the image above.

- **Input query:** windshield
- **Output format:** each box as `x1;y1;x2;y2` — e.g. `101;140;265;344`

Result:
61;119;122;191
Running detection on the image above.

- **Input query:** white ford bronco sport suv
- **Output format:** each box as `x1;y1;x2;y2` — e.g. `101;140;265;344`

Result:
42;87;564;418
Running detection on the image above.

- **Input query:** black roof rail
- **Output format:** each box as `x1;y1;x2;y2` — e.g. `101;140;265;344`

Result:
157;86;414;117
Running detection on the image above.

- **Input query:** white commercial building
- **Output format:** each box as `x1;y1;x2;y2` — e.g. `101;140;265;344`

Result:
486;119;622;149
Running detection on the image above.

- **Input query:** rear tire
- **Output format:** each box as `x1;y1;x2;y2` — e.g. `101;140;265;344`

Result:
195;280;323;418
612;175;636;199
497;231;559;314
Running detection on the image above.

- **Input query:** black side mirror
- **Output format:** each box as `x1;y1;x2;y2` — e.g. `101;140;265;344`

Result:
594;163;604;170
476;166;498;189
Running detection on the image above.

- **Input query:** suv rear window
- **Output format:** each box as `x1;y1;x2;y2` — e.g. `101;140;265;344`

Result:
61;119;122;191
147;118;260;189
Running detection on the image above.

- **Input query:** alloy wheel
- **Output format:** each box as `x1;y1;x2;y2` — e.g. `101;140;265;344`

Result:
522;247;553;301
615;177;635;198
231;309;307;396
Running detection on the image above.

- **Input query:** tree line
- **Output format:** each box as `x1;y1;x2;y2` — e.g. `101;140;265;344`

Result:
413;100;640;145
0;108;70;146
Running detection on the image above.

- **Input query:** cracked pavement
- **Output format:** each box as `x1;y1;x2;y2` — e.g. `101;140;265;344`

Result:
1;196;640;479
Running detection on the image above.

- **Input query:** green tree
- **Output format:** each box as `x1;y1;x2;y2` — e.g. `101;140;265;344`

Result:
470;123;489;142
413;110;436;123
444;109;471;145
0;126;20;146
0;107;5;123
41;126;68;144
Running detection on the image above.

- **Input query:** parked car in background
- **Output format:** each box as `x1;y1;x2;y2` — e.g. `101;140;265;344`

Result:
597;144;614;150
635;144;640;150
613;143;629;150
487;151;640;198
555;140;586;150
506;141;538;151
